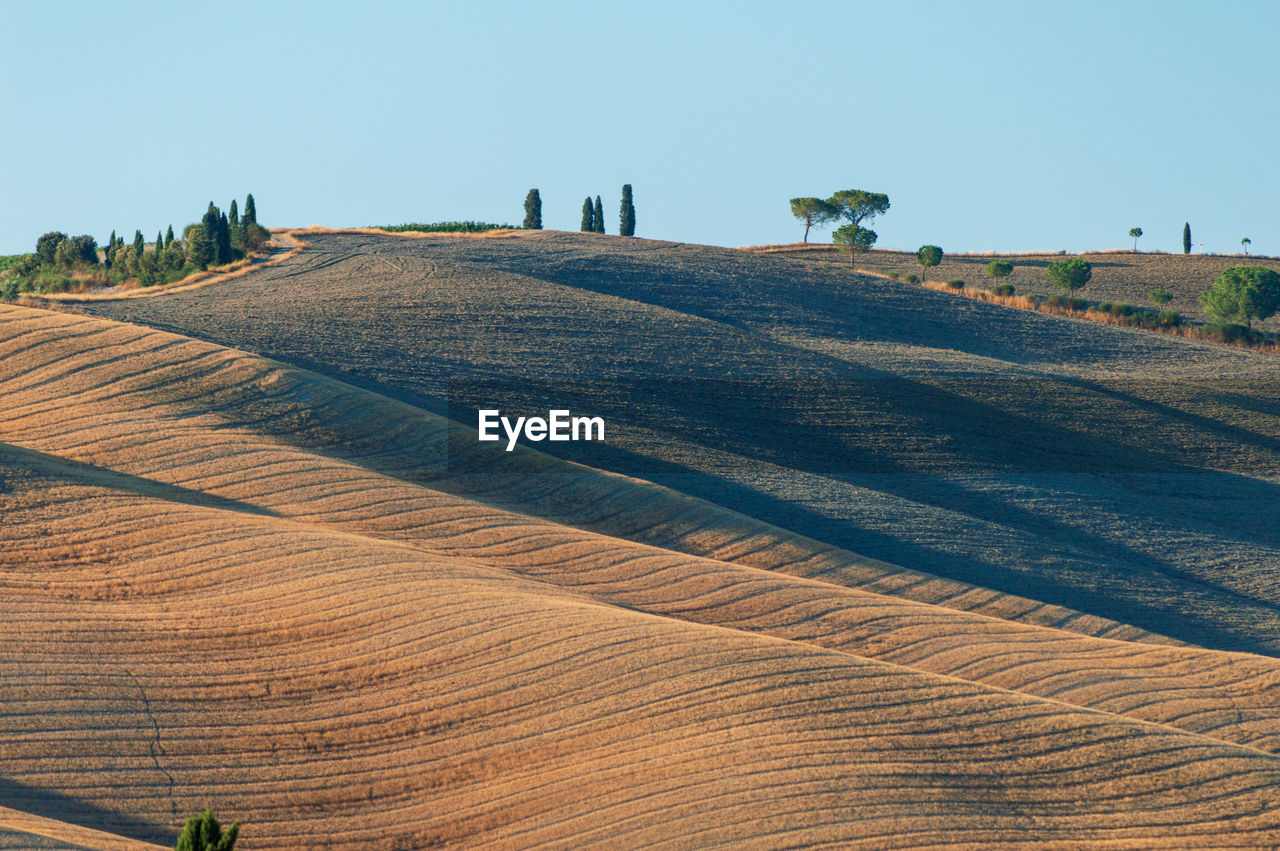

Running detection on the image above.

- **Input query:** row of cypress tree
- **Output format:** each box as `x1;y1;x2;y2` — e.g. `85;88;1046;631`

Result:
583;185;636;235
522;187;636;236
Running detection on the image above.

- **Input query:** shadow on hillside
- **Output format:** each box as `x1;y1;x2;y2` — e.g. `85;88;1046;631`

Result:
0;775;171;845
0;443;283;519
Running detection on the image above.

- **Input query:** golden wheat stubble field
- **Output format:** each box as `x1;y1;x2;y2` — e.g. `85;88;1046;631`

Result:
1;229;1277;846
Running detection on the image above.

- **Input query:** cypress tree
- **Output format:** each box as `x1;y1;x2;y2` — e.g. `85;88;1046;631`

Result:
105;230;117;267
229;199;239;228
202;203;222;263
593;196;605;233
581;197;594;232
1183;222;1192;255
244;194;257;225
133;230;144;256
523;189;542;229
165;225;175;248
619;184;635;237
217;212;232;264
156;231;164;255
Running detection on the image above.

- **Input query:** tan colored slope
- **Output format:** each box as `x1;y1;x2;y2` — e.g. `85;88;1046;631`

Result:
0;806;165;850
0;302;1155;642
8;302;1280;748
4;301;1280;758
5;453;1280;849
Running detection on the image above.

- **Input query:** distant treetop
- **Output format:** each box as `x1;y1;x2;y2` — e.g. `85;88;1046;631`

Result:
789;197;836;243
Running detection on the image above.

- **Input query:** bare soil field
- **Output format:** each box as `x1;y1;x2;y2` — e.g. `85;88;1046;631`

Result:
5;230;1280;846
755;243;1280;331
79;230;1280;654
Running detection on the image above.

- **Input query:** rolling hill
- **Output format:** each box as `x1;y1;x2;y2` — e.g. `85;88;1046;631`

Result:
754;243;1280;332
2;229;1279;847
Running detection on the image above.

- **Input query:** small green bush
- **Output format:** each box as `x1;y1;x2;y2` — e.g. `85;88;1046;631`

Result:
887;271;899;280
1095;302;1132;317
1157;309;1182;326
1045;294;1087;310
0;276;18;300
1148;288;1173;305
1202;323;1252;343
904;273;919;284
945;278;965;289
991;283;1015;296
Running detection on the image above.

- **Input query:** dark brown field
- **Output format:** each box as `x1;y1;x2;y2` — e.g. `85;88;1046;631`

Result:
755;243;1280;331
3;229;1280;847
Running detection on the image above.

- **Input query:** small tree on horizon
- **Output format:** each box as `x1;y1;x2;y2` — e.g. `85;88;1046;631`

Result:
916;245;943;280
133;230;145;257
1047;257;1092;294
789;197;836;243
1183;222;1192;255
619;184;635;236
1242;237;1252;255
593;196;605;234
581;197;594;232
243;194;257;225
105;230;118;267
1129;227;1143;251
165;225;175;248
833;224;876;268
175;808;240;851
827;190;890;229
523;189;542;229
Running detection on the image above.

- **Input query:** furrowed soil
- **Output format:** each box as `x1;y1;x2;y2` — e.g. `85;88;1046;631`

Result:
756;243;1280;332
1;229;1277;847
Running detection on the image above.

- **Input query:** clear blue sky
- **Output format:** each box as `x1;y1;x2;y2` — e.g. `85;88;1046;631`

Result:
3;1;1277;255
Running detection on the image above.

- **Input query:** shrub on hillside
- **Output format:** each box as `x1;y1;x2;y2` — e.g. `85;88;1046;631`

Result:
991;283;1015;296
904;273;919;284
945;278;965;289
1046;257;1092;293
1148;288;1172;305
1095;302;1132;317
1044;293;1087;310
242;222;270;251
1199;265;1280;329
1201;323;1254;344
984;260;1013;281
